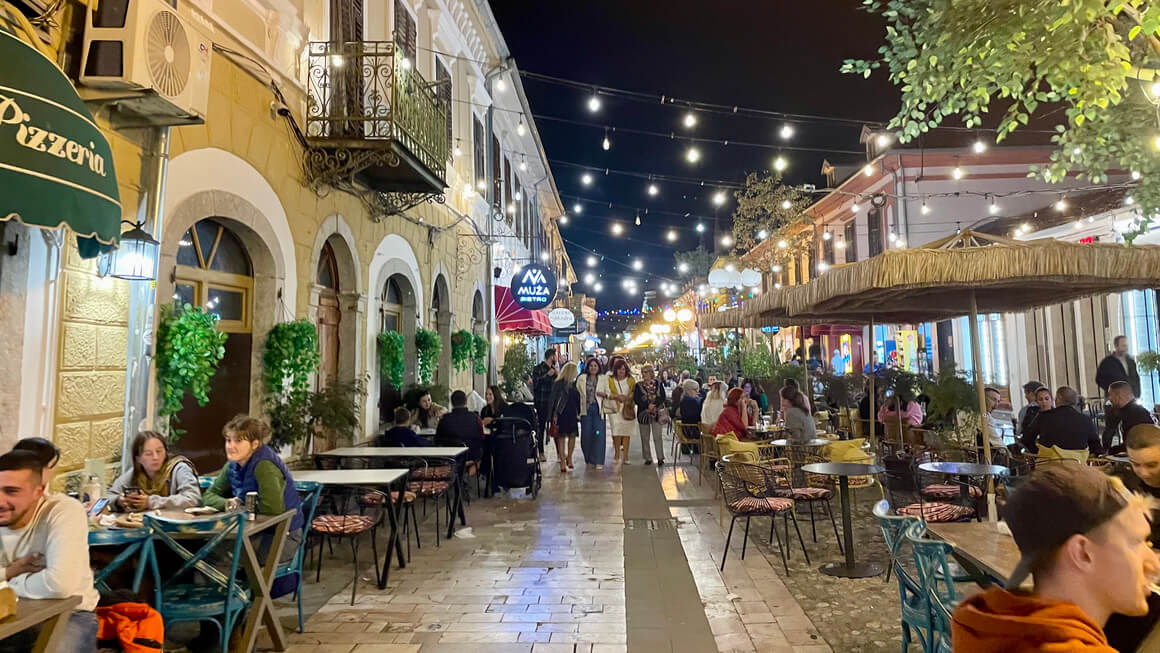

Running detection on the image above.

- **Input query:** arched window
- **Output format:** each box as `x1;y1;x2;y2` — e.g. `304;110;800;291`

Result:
317;241;339;291
175;219;253;332
382;276;407;333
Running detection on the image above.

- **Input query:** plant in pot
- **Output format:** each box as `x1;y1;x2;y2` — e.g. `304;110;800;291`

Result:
921;364;980;449
414;327;442;385
471;333;489;375
155;304;229;438
1138;351;1160;376
499;336;534;396
451;329;475;373
261;319;320;451
309;377;367;450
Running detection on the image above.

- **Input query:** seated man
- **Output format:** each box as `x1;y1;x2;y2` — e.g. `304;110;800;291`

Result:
436;390;485;462
1103;380;1157;452
1020;386;1102;456
0;450;99;653
953;464;1158;651
376;407;428;447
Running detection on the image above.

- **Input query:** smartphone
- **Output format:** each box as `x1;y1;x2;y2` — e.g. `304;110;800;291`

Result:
88;497;110;517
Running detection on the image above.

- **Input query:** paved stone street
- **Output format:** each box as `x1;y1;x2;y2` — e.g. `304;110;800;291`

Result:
273;430;907;652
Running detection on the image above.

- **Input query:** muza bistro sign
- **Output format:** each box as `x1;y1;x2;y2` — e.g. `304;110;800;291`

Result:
511;264;556;310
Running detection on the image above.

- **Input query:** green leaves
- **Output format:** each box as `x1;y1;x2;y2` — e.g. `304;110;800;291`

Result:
415;328;443;385
472;333;490;376
451;329;475;373
154;304;229;437
378;331;405;388
262;319;320;447
499;336;534;396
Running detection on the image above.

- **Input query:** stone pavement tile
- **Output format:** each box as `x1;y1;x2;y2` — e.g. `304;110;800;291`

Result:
531;644;591;653
517;631;552;643
714;632;756;652
349;646;421;653
707;614;746;635
590;646;627;653
738;610;777;624
792;646;833;653
548;631;627;644
784;630;827;646
437;631;521;642
532;623;579;633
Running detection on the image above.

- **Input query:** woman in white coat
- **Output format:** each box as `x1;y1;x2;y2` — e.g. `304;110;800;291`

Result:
603;356;636;465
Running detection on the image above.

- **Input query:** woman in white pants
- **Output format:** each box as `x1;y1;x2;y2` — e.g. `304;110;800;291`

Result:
603;356;636;464
633;366;668;465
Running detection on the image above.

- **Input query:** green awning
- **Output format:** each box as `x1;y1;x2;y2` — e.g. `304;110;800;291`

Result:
0;28;120;253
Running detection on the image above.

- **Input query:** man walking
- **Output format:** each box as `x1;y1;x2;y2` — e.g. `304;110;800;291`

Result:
1097;335;1142;398
531;348;558;456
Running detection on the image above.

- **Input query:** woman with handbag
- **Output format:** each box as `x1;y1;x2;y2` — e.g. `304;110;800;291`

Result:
604;356;637;465
634;366;668;465
577;357;609;469
548;362;582;472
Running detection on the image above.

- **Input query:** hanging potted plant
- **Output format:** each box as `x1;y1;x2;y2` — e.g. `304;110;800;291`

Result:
309;377;367;449
378;331;405;387
415;327;442;385
451;329;475;373
262;319;320;451
154;304;228;438
472;332;489;375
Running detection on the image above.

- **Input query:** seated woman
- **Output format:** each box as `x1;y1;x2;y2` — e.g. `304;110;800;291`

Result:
108;431;200;511
713;388;753;439
781;387;817;444
480;385;507;432
203;415;303;562
410;391;447;430
700;381;727;431
11;437;61;488
877;392;923;427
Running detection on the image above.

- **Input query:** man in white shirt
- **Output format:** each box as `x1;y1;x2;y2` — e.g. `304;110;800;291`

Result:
0;450;98;653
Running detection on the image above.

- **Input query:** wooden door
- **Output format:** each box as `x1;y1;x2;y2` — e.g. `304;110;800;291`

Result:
317;293;341;387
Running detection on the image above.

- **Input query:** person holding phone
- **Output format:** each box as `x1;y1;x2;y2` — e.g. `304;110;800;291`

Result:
108;431;201;511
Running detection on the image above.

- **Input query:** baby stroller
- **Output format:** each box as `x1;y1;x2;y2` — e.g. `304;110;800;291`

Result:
489;402;542;498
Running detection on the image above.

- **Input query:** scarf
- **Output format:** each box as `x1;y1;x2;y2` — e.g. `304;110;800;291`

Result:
133;455;195;497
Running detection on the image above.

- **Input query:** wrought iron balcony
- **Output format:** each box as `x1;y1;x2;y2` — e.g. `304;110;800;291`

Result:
303;41;449;212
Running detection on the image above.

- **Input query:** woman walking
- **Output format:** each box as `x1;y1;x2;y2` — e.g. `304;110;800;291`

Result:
578;357;608;468
634;366;668;465
549;362;582;472
604;356;636;465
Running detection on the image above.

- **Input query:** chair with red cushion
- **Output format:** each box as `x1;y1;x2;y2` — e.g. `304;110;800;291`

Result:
773;452;843;554
404;457;458;548
716;458;809;574
309;486;387;605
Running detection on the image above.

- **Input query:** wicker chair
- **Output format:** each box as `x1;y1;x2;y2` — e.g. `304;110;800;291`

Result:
716;457;809;574
310;485;388;605
776;450;843;553
671;421;701;466
699;424;720;491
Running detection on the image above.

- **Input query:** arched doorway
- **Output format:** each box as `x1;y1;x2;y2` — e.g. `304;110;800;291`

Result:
380;274;417;421
431;275;451;388
315;241;341;387
173;218;253;472
471;290;485;392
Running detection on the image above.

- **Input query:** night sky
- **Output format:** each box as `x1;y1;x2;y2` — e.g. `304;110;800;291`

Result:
489;1;895;315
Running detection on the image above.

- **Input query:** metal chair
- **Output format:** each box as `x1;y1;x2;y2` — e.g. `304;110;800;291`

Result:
145;511;250;653
405;456;459;546
906;521;962;651
776;450;842;553
310;485;388;605
278;480;322;633
716;458;809;574
699;425;720;492
872;501;933;652
671;421;701;466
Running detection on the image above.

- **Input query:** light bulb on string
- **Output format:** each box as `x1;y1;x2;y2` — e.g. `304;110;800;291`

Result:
678;262;690;273
632;259;643;271
686;147;701;163
1126;196;1135;206
586;255;597;267
973;139;987;154
683;112;697;128
573;203;583;214
773;156;787;172
777;240;787;249
516;120;526;137
695;223;705;233
602;129;611;151
851;202;861;213
920;200;931;215
453;140;462;157
988;197;1000;215
611;223;624;236
539;250;549;262
772;264;782;272
951;166;964;180
587;93;601;112
1055;197;1068;211
888;232;897;243
558;215;569;225
1132;170;1142;180
581;173;593;186
593;282;603;292
495;78;506;93
584;273;595;284
781;199;792;210
862;163;874;176
779;123;794;140
875;133;893;148
648;183;659;196
757;229;768;240
721;234;734;247
822;231;832;241
667;230;677;242
712;191;726;206
634;214;641;226
836;239;846;250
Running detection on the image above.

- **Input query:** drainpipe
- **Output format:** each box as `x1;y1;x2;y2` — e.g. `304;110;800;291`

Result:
120;127;169;472
484;59;512;384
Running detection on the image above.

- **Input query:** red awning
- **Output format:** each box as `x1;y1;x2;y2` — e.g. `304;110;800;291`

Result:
810;324;863;337
495;286;552;335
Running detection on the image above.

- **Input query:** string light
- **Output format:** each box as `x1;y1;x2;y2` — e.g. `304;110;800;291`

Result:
721;234;734;247
587;255;597;267
495;78;506;93
1126;195;1135;205
453;139;462;157
593;282;603;292
602;128;611;151
850;202;861;213
581;173;593;186
772;264;782;272
1019;222;1032;233
696;223;705;233
779;123;794;140
507;203;515;215
667;230;677;241
988;196;1000;215
1132;170;1141;180
1055;197;1068;211
519;156;527;171
632;259;643;270
678;262;690;273
611;223;624;235
896;238;906;248
513;190;521;201
780;199;792;210
686;147;701;163
888;232;897;243
584;272;595;284
648;183;659;196
817;262;830;273
477;179;486;190
757;229;768;240
773;156;788;172
862;163;874;176
539;250;549;261
777;240;788;249
517;120;526;137
951;166;964;180
1154;135;1160;150
587;94;601;112
920;200;931;215
774;282;782;289
558;215;569;225
683;112;697;128
822;231;832;240
973;139;987;154
634;214;641;226
399;57;412;70
836;239;846;250
712;191;726;206
875;133;893;148
573;203;583;214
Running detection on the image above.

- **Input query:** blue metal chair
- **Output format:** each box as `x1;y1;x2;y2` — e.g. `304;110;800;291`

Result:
198;475;215;491
89;527;155;594
145;511;250;652
277;480;322;632
873;501;933;652
905;521;962;652
929;589;954;653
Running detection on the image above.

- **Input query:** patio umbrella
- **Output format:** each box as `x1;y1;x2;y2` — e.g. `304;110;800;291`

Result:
782;230;1160;518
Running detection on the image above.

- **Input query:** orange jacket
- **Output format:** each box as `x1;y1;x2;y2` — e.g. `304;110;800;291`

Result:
97;602;164;653
952;588;1116;652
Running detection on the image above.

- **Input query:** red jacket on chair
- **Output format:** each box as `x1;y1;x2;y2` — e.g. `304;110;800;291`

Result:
97;602;164;653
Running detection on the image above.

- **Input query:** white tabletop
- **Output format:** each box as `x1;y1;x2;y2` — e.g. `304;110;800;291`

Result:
320;446;469;458
293;468;408;485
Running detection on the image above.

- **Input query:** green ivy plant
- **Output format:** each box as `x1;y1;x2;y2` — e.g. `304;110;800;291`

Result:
378;331;405;387
414;327;443;385
155;304;228;437
262;320;320;447
472;333;489;375
451;329;474;372
308;376;367;449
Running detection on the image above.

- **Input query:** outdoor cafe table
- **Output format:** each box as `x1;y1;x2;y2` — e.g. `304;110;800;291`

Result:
917;461;1009;505
769;439;831;448
800;462;885;578
88;508;294;653
290;468;410;590
0;596;81;652
926;520;1027;589
315;447;470;540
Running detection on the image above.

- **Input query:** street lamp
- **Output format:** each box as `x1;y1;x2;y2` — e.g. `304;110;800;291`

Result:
101;220;160;281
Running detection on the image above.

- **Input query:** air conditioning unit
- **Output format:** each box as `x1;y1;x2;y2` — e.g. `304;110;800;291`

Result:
79;0;212;124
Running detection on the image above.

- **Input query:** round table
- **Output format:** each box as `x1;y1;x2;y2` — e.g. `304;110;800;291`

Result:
770;439;831;448
917;461;1008;504
801;462;885;578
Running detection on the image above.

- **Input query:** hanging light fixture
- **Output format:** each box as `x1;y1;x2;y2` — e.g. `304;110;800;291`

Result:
587;93;601;112
102;221;160;281
683;112;697;128
773;155;787;172
602;128;611;151
686;147;701;163
779;123;794;140
517;120;526;137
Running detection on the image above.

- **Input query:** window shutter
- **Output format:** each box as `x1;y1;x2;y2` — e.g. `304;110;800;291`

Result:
435;59;452;155
472;117;485;186
393;0;417;62
867;208;883;257
503;157;513;225
491;133;501;206
844;221;857;263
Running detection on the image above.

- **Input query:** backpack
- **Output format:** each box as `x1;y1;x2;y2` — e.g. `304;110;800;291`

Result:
97;602;164;653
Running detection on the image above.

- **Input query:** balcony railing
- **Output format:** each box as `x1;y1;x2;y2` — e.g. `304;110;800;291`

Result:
305;40;449;191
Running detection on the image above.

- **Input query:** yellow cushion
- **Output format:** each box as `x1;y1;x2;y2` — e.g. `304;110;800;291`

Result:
825;438;872;463
716;433;761;463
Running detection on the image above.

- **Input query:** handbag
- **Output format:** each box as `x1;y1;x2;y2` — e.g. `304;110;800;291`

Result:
621;400;636;421
549;423;560;438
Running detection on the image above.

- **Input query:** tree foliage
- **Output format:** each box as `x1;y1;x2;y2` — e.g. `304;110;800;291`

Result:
844;0;1160;241
729;172;813;251
673;246;715;279
499;336;535;395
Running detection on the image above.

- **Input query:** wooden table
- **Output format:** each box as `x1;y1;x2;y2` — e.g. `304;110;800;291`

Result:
317;447;470;540
0;596;81;653
801;462;886;578
926;520;1027;589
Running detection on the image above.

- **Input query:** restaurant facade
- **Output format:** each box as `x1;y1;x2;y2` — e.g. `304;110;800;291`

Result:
0;0;572;482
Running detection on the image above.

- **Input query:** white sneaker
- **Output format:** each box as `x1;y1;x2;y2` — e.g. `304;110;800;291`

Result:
596;465;603;470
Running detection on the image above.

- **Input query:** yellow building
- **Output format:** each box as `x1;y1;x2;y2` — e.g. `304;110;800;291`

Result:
0;0;572;480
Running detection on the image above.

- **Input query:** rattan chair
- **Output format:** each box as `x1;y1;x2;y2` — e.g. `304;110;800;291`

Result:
716;457;809;574
699;424;720;491
776;449;843;552
671;421;701;466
